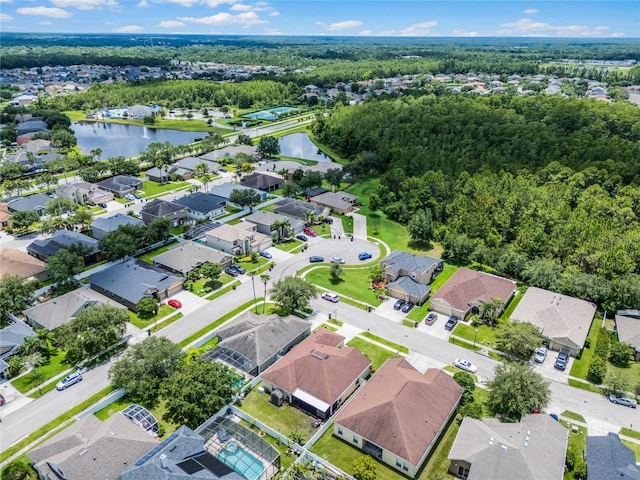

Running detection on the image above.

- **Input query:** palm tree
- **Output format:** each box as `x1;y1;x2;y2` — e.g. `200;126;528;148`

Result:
90;148;102;161
248;271;259;314
260;274;270;314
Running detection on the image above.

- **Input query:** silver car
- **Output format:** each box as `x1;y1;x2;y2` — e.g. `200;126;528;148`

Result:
609;394;637;408
56;372;83;391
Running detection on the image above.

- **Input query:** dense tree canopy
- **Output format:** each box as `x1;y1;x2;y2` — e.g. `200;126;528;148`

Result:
486;363;551;420
269;276;318;315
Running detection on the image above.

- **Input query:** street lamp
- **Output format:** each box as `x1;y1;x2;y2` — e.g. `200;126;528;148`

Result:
474;328;478;347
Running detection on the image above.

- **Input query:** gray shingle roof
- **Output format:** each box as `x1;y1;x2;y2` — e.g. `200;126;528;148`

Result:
6;193;50;213
381;250;441;276
243;211;304;231
88;259;180;307
210;183;264;200
28;230;100;259
153;241;232;275
97;175;142;193
173;193;226;215
240;172;283;190
274;198;325;219
387;275;431;299
616;312;640;351
141;198;187;217
0;320;35;361
91;213;144;235
586;433;640;480
175;157;220;173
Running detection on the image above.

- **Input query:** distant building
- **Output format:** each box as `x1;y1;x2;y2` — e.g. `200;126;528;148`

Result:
0;248;47;281
381;250;443;306
204;223;272;255
309;191;358;215
243;211;305;236
6;193;50;216
56;181;113;206
240;172;284;192
0;320;35;378
27;230;101;265
614;310;640;361
91;213;145;240
152;241;232;276
140;199;190;227
97;175;142;198
172;192;227;221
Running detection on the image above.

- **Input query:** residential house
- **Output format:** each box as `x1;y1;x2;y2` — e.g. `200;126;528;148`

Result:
140;199;190;227
273;198;328;222
6;193;50;216
586;432;640;480
0;249;47;281
309;191;358;215
334;359;462;478
126;104;154;119
200;145;257;162
173;192;227;221
88;259;183;311
204;223;272;255
91;213;145;240
209;183;267;206
615;310;640;361
447;414;568;480
27;230;102;265
28;413;159;480
56;181;113;206
243;211;305;237
174;156;221;174
0;320;35;378
0;207;11;229
430;267;516;320
380;250;443;306
146;165;193;183
120;425;246;480
97;175;142;198
16;119;48;135
24;287;124;331
510;287;596;357
260;328;371;419
152;241;232;276
240;172;284;192
202;312;310;376
22;138;52;154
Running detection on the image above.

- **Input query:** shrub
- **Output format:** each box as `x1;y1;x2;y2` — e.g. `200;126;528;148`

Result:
609;342;633;368
587;356;607;384
594;327;610;360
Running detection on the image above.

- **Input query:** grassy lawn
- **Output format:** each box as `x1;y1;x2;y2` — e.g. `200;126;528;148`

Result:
561;411;586;423
561;419;587;480
346;337;398;370
236;256;268;271
128;304;176;329
138;180;191;198
237;418;298;472
499;285;527;320
305;267;382;306
94;396;180;438
453;323;499;349
407;302;431;322
568;378;604;394
152;312;184;333
206;280;241;301
606;361;640;391
417;420;460;480
137;240;178;263
620;428;640;441
11;344;70;394
240;386;317;442
273;239;303;252
430;264;459;293
569;318;604;380
622;440;640;461
360;332;409;354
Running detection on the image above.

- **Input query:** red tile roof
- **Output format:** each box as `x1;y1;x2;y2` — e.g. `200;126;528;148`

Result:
334;358;462;466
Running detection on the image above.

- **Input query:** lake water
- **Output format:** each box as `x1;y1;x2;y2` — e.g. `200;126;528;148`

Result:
278;132;332;162
72;122;200;158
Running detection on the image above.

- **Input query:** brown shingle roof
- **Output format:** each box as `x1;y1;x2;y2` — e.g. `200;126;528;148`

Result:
0;249;46;278
335;359;462;466
260;328;371;405
432;267;516;312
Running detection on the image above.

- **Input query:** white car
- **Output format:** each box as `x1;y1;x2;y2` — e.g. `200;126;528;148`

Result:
56;372;83;391
534;347;547;364
321;292;339;303
330;257;345;264
453;358;478;374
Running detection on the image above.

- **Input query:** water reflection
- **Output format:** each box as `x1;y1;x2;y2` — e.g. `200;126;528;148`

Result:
278;132;332;162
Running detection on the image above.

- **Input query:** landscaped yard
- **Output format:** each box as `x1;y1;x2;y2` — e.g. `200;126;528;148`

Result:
430;264;459;292
346;337;398;370
305;267;383;306
453;323;499;349
94;396;180;438
128;304;177;329
622;440;640;461
359;332;409;354
240;386;317;443
273;239;303;252
138;180;191;198
137;240;178;264
11;344;70;394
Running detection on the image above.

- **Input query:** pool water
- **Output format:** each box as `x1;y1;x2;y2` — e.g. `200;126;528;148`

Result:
244;107;298;121
218;442;264;480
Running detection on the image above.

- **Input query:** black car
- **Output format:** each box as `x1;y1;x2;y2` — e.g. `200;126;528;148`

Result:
393;299;405;310
444;316;459;331
232;265;246;274
401;302;415;313
324;217;334;224
224;267;239;277
554;349;570;371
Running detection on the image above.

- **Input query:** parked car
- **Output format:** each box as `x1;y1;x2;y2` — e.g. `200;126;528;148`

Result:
554;349;570;371
309;256;324;263
453;358;478;374
168;299;182;309
133;193;141;199
304;227;317;237
393;299;405;310
56;372;83;391
231;264;246;274
124;194;136;201
425;312;438;325
401;302;415;313
324;217;334;224
0;393;5;406
296;234;308;242
444;316;459;331
224;266;239;277
259;251;272;259
358;252;372;261
97;202;108;208
218;168;228;173
321;292;339;303
534;347;547;364
609;394;638;408
330;257;345;264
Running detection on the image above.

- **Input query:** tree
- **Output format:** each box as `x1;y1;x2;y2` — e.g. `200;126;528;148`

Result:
45;247;84;287
352;455;377;480
330;263;344;283
479;297;505;326
324;168;344;188
45;197;77;217
453;371;476;405
136;297;159;320
58;304;129;364
269;276;317;315
587;356;607;384
144;217;171;245
2;459;34;480
78;167;99;182
10;210;39;232
51;128;77;150
37;172;57;192
408;209;434;247
260;274;270;314
248;271;259;313
108;336;183;407
162;359;236;429
237;133;253;145
257;135;280;157
486;363;550;420
281;181;299;198
495;321;541;361
609;342;633;368
108;156;139;176
228;188;261;213
20;328;50;359
99;226;144;261
0;274;37;314
457;401;484;421
606;371;630;396
90;148;102;161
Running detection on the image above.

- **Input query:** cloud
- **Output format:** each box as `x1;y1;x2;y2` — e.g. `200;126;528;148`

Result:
453;28;478;36
16;6;72;18
0;0;12;3
115;24;144;32
51;0;118;9
360;30;372;36
138;0;149;5
326;20;363;31
230;3;252;11
157;20;186;28
523;9;538;14
167;0;238;6
178;11;267;27
379;21;438;36
0;13;12;21
498;18;618;37
269;10;279;16
38;20;53;25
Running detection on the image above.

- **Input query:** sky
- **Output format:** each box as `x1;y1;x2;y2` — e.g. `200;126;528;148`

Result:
0;0;638;38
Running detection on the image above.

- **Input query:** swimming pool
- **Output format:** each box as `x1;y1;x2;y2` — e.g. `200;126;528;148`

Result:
244;106;298;121
218;441;264;480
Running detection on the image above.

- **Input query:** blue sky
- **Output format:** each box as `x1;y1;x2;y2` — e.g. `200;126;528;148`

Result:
0;1;637;37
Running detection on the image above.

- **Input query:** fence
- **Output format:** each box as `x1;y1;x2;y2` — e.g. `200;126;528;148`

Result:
228;404;292;447
75;388;126;419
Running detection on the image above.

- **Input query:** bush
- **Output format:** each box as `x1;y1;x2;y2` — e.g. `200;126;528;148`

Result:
587;356;607;384
594;327;610;359
565;448;577;471
573;459;587;480
609;342;633;368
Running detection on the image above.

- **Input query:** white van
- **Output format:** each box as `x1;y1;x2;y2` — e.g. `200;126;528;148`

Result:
321;292;339;303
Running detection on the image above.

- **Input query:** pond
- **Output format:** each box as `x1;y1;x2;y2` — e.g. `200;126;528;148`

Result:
278;132;332;162
72;122;200;158
244;106;298;121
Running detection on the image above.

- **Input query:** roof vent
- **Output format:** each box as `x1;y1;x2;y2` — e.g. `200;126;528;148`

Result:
501;445;508;451
160;453;169;470
524;441;528;448
489;437;494;446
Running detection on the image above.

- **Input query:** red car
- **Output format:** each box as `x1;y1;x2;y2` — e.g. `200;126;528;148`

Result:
303;227;317;237
0;394;5;406
168;299;182;309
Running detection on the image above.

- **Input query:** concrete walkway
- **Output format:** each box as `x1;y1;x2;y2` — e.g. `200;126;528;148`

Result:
349;212;368;241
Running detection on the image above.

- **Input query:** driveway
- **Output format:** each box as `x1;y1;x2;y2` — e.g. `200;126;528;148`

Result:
350;212;367;241
531;350;573;383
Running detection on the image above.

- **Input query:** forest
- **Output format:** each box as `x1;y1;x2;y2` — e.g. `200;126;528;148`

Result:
313;94;640;311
